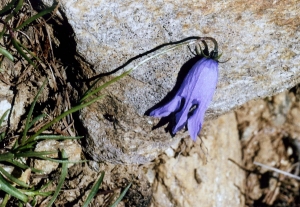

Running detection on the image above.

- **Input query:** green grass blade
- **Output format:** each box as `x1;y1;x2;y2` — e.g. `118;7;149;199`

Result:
81;69;132;102
5;0;23;22
30;197;37;207
82;171;105;207
13;142;36;152
27;95;105;143
0;109;10;141
0;46;14;61
0;27;7;40
15;151;57;158
12;0;23;14
46;149;68;207
27;113;46;130
5;160;30;170
109;183;132;207
0;109;10;126
0;152;14;161
0;193;10;207
0;166;29;188
0;0;17;15
30;156;86;164
0;132;5;141
6;160;43;173
11;38;36;67
23;191;53;197
35;135;83;140
0;173;28;202
17;40;42;63
39;181;52;191
15;5;56;30
4;160;28;170
21;80;47;144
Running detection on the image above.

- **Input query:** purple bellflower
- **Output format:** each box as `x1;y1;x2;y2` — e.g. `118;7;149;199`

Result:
149;38;220;141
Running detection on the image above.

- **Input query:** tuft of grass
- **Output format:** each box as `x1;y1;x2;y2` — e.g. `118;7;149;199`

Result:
0;63;133;205
0;1;204;206
0;0;56;68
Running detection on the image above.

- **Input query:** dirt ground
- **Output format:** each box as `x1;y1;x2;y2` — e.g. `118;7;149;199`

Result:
1;2;300;206
236;89;300;206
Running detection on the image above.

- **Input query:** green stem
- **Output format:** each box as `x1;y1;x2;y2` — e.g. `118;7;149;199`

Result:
197;37;218;59
0;193;10;207
131;39;198;72
197;37;218;53
25;95;105;143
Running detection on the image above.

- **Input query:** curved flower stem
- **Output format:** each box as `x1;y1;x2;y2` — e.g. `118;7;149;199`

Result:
200;40;209;56
132;39;197;71
132;36;220;71
197;37;218;52
196;37;219;59
82;37;220;102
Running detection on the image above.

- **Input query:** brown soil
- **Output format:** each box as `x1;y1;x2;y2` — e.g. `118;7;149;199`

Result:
236;89;300;206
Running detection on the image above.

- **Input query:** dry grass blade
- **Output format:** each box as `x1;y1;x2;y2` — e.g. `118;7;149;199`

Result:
254;161;300;181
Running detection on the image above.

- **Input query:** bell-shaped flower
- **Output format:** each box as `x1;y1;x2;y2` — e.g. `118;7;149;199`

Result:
149;57;219;141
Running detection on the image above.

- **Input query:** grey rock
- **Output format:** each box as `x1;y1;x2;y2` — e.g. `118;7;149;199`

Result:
49;0;299;164
151;112;245;207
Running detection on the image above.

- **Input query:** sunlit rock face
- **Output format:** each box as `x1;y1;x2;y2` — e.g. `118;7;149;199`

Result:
151;112;245;207
44;0;300;164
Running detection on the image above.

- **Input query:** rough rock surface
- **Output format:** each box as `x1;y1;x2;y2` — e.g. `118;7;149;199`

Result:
0;43;14;127
34;140;82;174
150;112;245;207
48;0;299;163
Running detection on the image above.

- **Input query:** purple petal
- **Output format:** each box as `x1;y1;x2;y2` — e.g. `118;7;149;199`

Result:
172;100;191;134
149;57;219;141
149;95;182;117
186;62;218;140
174;58;218;137
176;58;218;97
187;101;205;141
